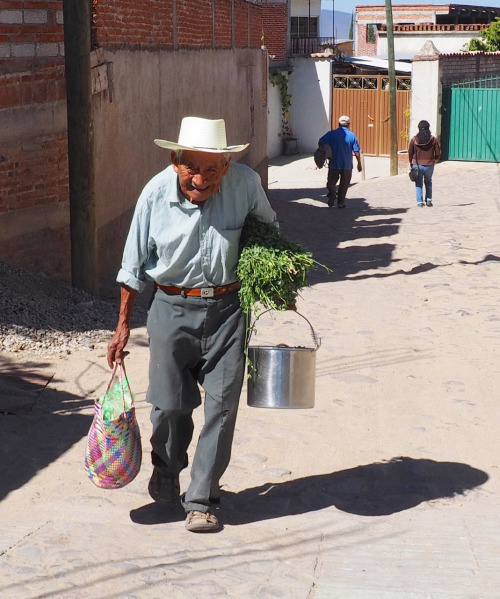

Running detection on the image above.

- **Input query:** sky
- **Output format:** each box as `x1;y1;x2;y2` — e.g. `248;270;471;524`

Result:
322;0;500;16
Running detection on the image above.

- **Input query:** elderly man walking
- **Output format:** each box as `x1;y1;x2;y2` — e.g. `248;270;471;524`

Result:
319;115;362;208
107;117;276;532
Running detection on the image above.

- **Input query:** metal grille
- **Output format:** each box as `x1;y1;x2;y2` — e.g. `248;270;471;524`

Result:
334;76;411;91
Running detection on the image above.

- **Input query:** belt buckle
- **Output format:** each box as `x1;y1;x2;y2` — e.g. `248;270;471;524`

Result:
201;287;214;298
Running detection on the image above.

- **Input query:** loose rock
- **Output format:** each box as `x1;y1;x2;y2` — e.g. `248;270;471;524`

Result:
0;261;146;356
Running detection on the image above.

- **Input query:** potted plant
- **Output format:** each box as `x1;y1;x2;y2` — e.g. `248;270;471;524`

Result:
320;42;336;55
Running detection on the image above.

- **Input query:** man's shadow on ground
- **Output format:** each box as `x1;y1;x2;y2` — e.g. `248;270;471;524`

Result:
130;456;488;526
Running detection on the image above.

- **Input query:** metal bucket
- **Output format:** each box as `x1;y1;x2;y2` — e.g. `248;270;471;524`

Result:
247;311;320;409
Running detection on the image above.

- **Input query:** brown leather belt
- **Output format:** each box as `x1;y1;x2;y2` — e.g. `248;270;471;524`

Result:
156;281;241;297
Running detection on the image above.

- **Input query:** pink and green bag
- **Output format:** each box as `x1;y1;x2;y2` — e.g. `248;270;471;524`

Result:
84;362;142;489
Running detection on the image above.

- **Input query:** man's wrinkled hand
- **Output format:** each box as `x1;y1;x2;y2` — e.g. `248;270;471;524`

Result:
107;325;131;368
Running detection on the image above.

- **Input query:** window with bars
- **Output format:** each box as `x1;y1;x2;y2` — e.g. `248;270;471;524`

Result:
291;16;318;38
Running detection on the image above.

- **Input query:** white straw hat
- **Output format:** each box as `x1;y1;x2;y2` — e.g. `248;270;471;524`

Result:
154;117;249;153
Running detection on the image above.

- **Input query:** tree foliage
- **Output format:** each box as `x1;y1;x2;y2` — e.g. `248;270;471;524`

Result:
467;18;500;52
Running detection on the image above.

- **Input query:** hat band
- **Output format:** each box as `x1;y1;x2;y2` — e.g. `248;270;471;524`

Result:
192;146;226;151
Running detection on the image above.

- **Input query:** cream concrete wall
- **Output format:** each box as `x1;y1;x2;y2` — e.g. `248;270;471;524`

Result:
92;47;268;279
268;76;283;159
267;59;332;158
409;58;441;140
378;31;480;57
289;57;331;154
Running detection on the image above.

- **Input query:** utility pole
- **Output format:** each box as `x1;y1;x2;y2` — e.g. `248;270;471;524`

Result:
385;0;398;176
308;0;311;37
63;0;98;295
332;0;335;45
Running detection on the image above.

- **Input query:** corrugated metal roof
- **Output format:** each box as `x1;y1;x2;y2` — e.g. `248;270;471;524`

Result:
344;56;412;73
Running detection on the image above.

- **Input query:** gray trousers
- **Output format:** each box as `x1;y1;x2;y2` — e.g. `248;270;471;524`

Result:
147;287;246;513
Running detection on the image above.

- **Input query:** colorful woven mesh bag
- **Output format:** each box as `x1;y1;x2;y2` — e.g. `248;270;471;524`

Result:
84;363;142;489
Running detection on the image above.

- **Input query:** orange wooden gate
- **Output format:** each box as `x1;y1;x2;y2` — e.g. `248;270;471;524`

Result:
332;75;411;156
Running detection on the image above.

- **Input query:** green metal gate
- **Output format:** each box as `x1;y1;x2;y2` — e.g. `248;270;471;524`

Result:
442;76;500;162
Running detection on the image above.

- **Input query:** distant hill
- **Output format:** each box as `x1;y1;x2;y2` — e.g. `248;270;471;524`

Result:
320;9;353;40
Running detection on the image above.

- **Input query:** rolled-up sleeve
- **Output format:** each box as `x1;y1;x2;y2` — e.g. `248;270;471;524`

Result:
247;169;276;224
117;199;153;293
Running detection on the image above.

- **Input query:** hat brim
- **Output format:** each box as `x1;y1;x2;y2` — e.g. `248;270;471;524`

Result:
154;139;249;153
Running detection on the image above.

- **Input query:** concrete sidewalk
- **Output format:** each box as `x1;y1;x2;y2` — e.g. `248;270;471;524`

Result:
1;156;500;598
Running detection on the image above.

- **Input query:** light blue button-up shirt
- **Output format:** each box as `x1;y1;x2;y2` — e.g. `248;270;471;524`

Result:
117;162;276;292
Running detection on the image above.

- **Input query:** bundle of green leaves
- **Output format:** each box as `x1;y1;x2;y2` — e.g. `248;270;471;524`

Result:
237;215;321;315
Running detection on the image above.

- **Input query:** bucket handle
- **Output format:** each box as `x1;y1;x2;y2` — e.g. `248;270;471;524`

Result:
247;309;321;350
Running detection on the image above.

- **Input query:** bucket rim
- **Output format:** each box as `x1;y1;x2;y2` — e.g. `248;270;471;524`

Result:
248;344;316;352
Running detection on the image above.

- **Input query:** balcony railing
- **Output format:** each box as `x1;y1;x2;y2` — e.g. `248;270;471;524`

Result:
290;36;336;56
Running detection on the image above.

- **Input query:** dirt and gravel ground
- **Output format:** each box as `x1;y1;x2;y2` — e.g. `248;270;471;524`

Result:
0;261;148;355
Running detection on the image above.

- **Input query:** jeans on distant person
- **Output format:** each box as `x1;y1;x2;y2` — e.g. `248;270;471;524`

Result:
414;165;434;205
